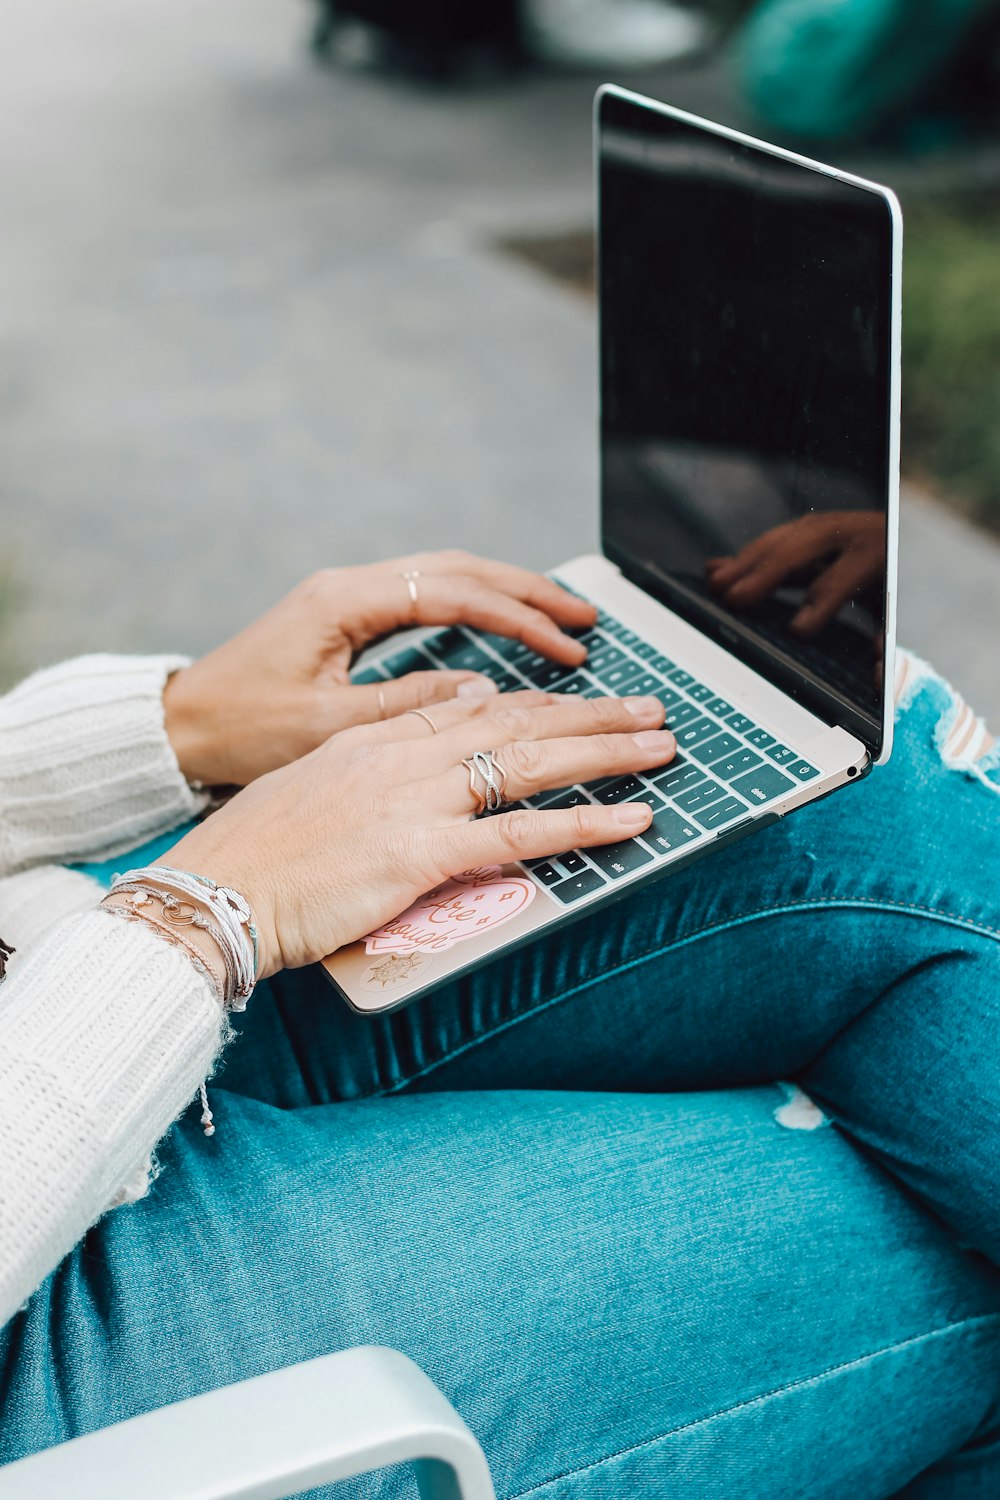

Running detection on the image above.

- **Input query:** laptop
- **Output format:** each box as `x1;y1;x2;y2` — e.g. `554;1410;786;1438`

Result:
323;85;902;1014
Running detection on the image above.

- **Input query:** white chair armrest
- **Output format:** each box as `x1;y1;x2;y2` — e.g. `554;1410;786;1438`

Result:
0;1346;496;1500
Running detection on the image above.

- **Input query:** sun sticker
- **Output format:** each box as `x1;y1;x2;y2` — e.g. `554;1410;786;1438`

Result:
363;867;535;957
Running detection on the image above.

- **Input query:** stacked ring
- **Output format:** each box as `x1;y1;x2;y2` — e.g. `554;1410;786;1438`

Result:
462;750;509;815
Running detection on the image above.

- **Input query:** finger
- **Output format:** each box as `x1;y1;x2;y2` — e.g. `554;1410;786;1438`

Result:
348;688;564;746
427;692;666;766
342;672;498;728
723;533;835;607
790;550;874;636
440;800;654;870
340;567;590;664
443;727;676;812
411;576;590;664
435;553;597;630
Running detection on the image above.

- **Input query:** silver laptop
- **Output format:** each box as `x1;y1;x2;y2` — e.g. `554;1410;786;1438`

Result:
324;86;902;1013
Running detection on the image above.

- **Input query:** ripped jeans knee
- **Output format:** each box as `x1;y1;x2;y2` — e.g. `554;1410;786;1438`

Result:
895;650;1000;790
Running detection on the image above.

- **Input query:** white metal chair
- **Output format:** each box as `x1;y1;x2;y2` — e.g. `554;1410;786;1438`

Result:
0;1346;496;1500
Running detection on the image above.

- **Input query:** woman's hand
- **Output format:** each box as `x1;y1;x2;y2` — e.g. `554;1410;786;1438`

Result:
706;512;885;636
163;552;596;787
162;692;674;977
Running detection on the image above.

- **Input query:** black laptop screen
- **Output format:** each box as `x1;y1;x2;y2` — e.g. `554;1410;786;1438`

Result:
598;91;895;756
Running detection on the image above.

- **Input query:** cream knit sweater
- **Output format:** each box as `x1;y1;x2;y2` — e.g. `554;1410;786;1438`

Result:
0;656;228;1327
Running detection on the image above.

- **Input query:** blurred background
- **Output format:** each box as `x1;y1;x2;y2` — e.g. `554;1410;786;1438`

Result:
2;0;999;719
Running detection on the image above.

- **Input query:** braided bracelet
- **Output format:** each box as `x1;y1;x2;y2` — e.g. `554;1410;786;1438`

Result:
107;866;258;1010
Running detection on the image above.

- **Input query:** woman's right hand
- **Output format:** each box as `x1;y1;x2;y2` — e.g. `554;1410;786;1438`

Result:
161;692;675;977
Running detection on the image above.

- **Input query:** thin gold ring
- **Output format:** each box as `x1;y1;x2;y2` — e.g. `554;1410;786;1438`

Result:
406;707;437;734
399;569;421;623
377;687;387;720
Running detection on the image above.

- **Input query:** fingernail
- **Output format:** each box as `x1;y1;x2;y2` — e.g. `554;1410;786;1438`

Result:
623;696;660;717
457;676;499;697
633;729;675;749
611;804;650;827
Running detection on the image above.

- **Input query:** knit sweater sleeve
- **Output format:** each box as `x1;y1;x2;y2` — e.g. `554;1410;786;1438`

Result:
0;654;209;878
0;906;225;1327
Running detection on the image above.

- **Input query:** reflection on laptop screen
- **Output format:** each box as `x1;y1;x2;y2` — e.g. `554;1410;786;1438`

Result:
599;92;895;750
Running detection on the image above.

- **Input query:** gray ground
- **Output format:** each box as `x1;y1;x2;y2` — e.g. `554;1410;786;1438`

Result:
2;0;998;722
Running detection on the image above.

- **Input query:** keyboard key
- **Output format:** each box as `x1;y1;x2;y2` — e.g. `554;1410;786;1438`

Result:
668;669;695;688
694;796;748;831
351;666;386;684
651;761;704;795
730;766;796;805
692;732;742;766
787;759;821;782
493;671;525;693
674;780;727;813
538;788;592;810
654;687;684;711
688;683;713;702
620;672;665;697
587;645;627;674
424;628;466;661
382;646;434;676
592;776;647;804
526;861;562;887
642;808;700;854
552;674;591;696
557;850;589;875
663;702;701;730
584;687;609;698
618;630;641;647
633;641;658;661
577;630;608;654
550;868;607;904
767;745;797;766
706;696;735;718
598;659;645;692
589;839;654;879
712;749;763;780
527;660;577;689
674;718;721;750
727;714;755;734
746;728;776;749
626;786;666;811
448;642;497;674
650;654;675;674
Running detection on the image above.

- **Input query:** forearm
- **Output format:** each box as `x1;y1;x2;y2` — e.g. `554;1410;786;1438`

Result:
0;907;225;1327
0;655;209;878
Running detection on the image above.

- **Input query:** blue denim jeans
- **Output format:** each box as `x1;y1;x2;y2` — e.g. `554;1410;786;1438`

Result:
2;662;999;1497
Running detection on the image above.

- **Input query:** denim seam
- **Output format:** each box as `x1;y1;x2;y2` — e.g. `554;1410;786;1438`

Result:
506;1313;1000;1500
373;897;1000;1098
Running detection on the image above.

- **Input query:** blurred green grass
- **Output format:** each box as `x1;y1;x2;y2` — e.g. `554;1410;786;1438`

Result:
902;195;1000;532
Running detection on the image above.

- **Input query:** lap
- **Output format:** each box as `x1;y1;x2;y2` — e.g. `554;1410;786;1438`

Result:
218;662;1000;1256
3;1085;999;1497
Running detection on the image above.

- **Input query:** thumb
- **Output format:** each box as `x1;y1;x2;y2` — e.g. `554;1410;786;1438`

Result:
347;670;499;725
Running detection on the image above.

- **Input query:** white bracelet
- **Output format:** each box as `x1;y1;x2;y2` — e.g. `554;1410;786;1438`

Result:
109;865;258;1010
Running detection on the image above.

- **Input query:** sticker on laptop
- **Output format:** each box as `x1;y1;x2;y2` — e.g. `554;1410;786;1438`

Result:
362;867;535;958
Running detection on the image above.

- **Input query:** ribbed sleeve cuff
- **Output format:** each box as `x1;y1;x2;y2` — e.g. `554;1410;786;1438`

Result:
0;655;210;877
0;906;225;1325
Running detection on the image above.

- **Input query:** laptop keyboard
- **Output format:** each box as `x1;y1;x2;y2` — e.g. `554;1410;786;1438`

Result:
355;604;820;905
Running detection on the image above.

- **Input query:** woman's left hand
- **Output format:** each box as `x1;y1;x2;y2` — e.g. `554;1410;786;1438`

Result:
163;551;596;786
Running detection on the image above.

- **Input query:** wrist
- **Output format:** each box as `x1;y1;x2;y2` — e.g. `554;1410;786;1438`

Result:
162;665;223;789
157;827;279;981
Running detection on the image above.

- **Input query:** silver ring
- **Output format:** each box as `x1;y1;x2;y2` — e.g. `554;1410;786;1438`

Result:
399;570;421;623
406;707;437;734
462;750;509;815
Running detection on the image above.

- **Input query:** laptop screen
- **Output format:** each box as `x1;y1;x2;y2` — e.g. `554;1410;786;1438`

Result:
598;89;896;758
